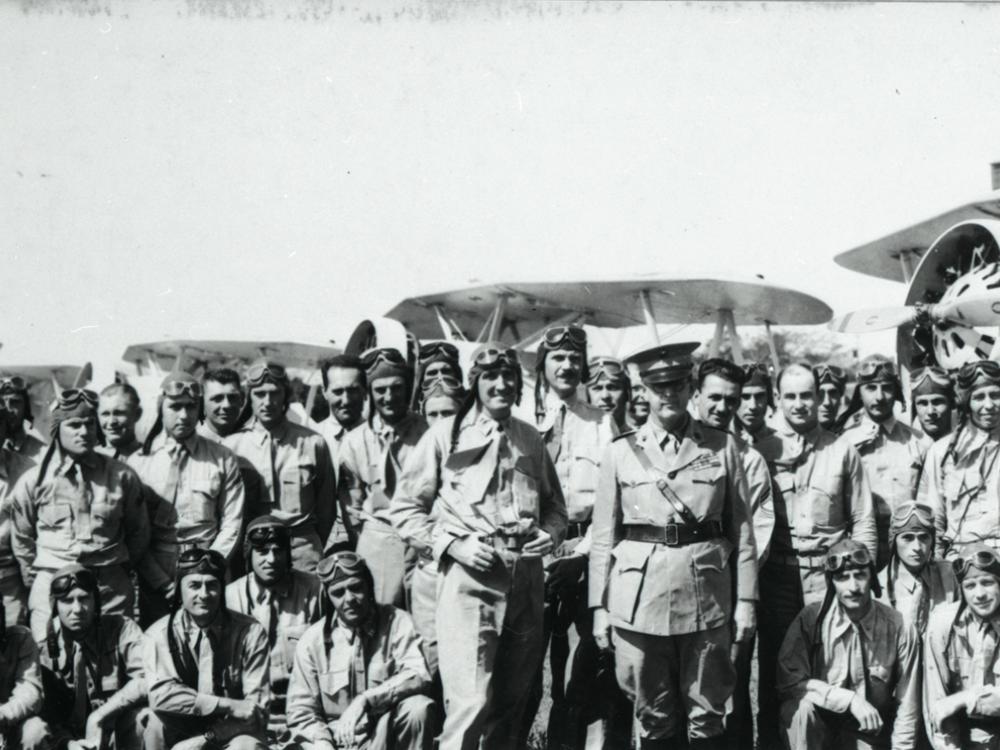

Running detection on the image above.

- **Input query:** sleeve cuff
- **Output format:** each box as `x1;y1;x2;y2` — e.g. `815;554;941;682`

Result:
823;685;856;714
193;694;221;716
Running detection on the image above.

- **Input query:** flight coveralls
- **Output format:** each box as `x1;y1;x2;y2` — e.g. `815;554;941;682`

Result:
841;414;930;569
919;424;1000;559
225;417;337;573
0;625;44;748
10;452;150;642
390;409;567;750
285;603;434;750
925;600;1000;750
529;391;620;749
589;417;757;744
754;423;876;749
0;448;34;628
338;413;428;607
35;613;147;748
777;600;920;750
226;568;324;742
129;433;245;625
143;608;271;749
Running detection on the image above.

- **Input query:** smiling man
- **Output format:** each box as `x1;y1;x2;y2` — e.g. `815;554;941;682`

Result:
198;369;246;444
316;356;366;471
754;364;876;750
840;356;930;570
776;539;920;750
97;383;143;460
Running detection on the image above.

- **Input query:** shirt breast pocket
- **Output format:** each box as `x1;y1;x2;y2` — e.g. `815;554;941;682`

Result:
569;447;600;496
39;501;72;530
186;478;220;523
804;480;845;531
608;541;652;624
319;668;351;697
512;465;540;518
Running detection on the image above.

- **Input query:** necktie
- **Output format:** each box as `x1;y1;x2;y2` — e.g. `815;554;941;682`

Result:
546;405;565;463
194;628;224;696
163;442;185;505
71;641;90;727
265;432;279;506
349;629;368;697
495;427;520;529
66;463;94;541
847;623;871;699
259;588;279;651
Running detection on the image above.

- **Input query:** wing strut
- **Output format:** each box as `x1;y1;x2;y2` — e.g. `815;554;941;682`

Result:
638;290;660;344
764;321;781;372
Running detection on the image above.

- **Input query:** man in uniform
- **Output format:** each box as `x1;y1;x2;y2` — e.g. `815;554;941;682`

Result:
286;552;434;750
586;356;631;431
143;548;270;750
527;325;617;749
737;363;776;444
693;358;775;749
33;563;146;748
225;359;337;573
909;365;954;441
0;406;34;628
227;515;324;746
814;364;849;434
411;342;463;414
0;375;46;463
198;369;246;444
591;342;757;750
129;373;245;626
338;348;427;606
627;377;650;429
0;596;44;748
840;356;930;569
10;388;150;643
391;343;567;750
754;364;877;750
315;355;367;471
97;383;144;460
776;540;920;750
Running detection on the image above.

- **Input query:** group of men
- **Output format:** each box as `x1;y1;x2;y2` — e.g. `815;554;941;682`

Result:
0;326;997;750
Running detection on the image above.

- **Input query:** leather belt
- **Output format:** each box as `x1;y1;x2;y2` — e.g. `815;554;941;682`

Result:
768;549;828;568
624;521;724;547
486;532;529;552
566;521;591;541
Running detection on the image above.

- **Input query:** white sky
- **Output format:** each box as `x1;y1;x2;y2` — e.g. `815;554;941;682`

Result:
3;0;1000;373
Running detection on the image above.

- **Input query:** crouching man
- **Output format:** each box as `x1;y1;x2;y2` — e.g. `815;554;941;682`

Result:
777;539;920;750
286;551;434;750
35;564;146;749
144;548;270;750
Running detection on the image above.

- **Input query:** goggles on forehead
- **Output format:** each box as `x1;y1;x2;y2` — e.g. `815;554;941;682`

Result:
472;346;519;369
857;359;898;382
317;551;368;583
813;363;847;384
890;502;934;531
161;380;203;400
245;361;288;388
910;366;951;392
419;342;459;364
543;325;587;350
956;360;1000;390
587;357;626;384
360;347;407;371
952;547;1000;579
247;525;288;547
58;389;99;410
824;546;874;573
0;376;27;394
50;568;98;598
742;362;771;380
176;547;226;575
698;358;746;385
421;373;464;395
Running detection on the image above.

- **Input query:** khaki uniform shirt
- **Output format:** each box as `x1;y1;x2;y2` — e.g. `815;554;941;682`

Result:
925;601;1000;750
755;423;877;564
286;604;430;745
96;440;142;461
145;608;270;718
224;418;337;545
589;418;757;636
40;614;146;728
129;434;245;590
919;424;1000;559
0;625;43;724
338;413;428;531
733;431;775;564
390;408;568;562
316;417;354;484
777;599;920;749
226;570;324;686
842;414;930;564
10;451;150;583
0;449;34;581
876;559;957;633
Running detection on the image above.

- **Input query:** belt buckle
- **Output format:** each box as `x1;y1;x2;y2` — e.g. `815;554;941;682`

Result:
663;524;679;546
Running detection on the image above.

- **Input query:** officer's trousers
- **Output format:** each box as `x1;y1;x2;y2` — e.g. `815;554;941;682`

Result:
28;564;132;643
436;552;544;750
781;700;891;750
613;623;734;741
357;519;410;608
408;559;439;675
725;630;755;750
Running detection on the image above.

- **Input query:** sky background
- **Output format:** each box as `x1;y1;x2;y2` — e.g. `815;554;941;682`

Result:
3;0;1000;374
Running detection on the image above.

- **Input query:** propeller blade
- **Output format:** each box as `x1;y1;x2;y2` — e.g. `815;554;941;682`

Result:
828;307;916;334
934;291;1000;328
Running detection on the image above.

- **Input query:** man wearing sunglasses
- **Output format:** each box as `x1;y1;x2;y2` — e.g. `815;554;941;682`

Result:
751;364;876;750
840;356;931;570
813;365;849;435
591;342;757;750
316;355;367;477
776;539;920;750
338;348;427;607
925;543;1000;749
920;360;1000;560
586;356;631;431
226;515;324;746
225;358;337;574
10;389;150;643
96;383;143;460
129;372;246;627
528;326;617;749
391;343;567;750
909;365;954;441
144;548;270;750
198;369;246;444
32;563;145;749
286;552;433;750
737;364;776;444
0;375;47;463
